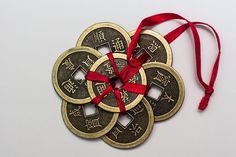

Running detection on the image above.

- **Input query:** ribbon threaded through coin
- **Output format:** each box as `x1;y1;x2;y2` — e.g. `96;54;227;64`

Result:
52;13;221;149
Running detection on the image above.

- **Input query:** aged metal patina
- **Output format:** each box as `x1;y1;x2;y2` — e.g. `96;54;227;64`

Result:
129;30;172;65
52;47;102;104
62;100;119;138
76;22;131;54
143;62;185;121
87;53;147;112
102;98;154;149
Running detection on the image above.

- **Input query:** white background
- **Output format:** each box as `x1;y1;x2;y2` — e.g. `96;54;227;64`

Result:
0;0;235;157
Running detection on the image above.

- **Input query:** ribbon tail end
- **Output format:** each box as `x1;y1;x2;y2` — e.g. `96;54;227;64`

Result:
198;95;210;111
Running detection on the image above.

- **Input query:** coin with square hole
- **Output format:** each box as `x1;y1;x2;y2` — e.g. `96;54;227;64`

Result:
129;30;172;65
87;53;147;112
62;100;119;138
52;47;102;104
76;22;131;55
143;62;185;121
102;98;154;149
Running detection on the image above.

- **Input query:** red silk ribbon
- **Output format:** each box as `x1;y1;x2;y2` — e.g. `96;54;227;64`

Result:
86;13;221;112
128;13;221;111
163;21;221;110
86;52;147;112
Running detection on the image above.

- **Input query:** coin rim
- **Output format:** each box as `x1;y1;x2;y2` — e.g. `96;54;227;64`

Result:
61;100;119;139
143;62;185;121
52;47;102;104
101;97;154;149
87;53;147;112
76;22;131;47
129;30;173;66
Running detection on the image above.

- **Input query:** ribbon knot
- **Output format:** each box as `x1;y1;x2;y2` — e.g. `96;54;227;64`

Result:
198;86;214;110
205;86;214;96
127;13;221;111
87;53;147;112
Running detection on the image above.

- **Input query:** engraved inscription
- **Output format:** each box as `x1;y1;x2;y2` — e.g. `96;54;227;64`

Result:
85;117;102;130
94;31;106;43
129;123;142;136
112;37;125;53
62;79;78;94
104;62;114;74
130;104;143;116
147;40;161;53
95;82;106;95
128;75;139;83
82;55;94;69
62;58;75;70
111;127;122;139
161;92;174;102
69;106;82;117
153;70;171;86
120;90;129;103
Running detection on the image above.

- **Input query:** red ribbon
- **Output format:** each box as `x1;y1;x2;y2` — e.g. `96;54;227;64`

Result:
165;22;221;110
86;13;221;112
128;13;221;111
86;52;147;112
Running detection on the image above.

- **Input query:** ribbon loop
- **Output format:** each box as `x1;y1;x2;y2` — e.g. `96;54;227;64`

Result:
88;13;221;112
86;52;148;112
127;13;221;111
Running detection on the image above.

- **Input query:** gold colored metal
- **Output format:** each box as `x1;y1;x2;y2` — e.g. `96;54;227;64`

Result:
87;53;147;112
52;47;102;104
61;100;119;138
76;22;131;48
102;98;154;149
129;30;172;66
143;62;185;121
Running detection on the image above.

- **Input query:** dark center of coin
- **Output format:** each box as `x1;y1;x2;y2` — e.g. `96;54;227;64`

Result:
110;77;123;89
87;53;147;112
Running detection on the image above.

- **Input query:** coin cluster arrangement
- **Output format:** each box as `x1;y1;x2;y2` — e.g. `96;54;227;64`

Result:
52;22;185;149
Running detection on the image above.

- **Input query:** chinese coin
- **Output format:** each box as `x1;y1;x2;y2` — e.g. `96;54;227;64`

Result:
52;47;102;104
87;53;147;112
62;100;119;138
102;98;154;149
76;22;131;54
143;62;185;121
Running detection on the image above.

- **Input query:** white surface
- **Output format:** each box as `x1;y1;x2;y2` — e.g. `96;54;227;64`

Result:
0;0;235;156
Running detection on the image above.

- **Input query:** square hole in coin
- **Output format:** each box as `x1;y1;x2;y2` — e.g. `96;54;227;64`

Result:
96;43;111;55
147;82;164;100
133;48;152;62
72;66;86;84
117;113;133;128
83;103;98;117
115;78;123;88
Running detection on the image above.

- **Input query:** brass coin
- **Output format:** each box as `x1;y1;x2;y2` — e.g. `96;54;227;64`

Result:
87;53;147;112
62;100;119;138
143;62;185;121
52;47;102;104
102;98;154;149
129;30;172;65
76;22;131;54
